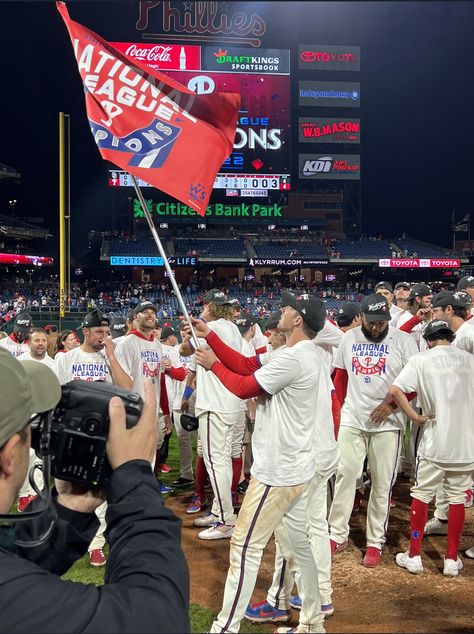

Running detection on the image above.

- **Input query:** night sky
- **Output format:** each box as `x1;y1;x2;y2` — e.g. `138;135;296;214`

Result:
1;1;474;251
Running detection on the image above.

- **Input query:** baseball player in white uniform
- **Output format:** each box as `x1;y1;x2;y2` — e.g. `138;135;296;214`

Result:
329;294;418;567
457;275;474;313
375;281;404;327
191;291;328;634
0;313;32;357
391;320;474;576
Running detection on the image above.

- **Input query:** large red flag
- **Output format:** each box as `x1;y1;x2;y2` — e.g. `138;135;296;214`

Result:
57;2;240;215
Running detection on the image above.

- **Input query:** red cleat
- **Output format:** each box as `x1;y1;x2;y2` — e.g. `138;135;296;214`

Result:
363;546;382;568
17;494;38;513
89;548;107;567
160;464;172;473
330;538;348;557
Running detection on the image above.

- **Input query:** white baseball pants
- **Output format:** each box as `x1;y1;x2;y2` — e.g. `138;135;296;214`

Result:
411;458;474;506
172;408;196;480
210;477;325;634
231;410;247;458
89;501;107;552
328;426;401;548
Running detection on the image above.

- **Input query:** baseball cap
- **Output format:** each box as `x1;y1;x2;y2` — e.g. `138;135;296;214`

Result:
82;309;110;328
280;291;326;333
394;281;410;291
335;302;361;327
375;281;393;293
432;290;473;309
13;313;33;335
160;326;177;340
0;349;61;448
265;310;281;331
203;289;231;305
360;294;391;322
457;275;474;291
126;309;136;323
228;298;241;308
423;319;453;339
110;317;127;339
132;301;157;316
235;315;255;334
408;283;432;300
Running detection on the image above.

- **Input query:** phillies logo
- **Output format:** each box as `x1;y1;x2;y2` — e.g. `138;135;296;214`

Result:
143;361;160;378
352;357;386;376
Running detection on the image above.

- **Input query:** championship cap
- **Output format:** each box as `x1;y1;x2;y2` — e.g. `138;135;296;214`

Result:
235;315;255;334
375;281;393;293
110;317;127;339
335;302;361;327
13;313;33;335
132;301;157;316
457;275;474;291
423;319;453;339
82;309;110;328
360;294;391;322
432;290;473;309
203;289;231;305
394;281;410;291
160;326;177;341
280;291;326;333
265;310;281;331
228;298;241;308
0;349;61;448
408;283;432;300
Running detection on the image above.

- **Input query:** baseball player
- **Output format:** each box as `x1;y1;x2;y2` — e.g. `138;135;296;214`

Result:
375;281;404;326
0;313;32;357
334;302;362;332
391;320;474;576
457;275;474;315
329;294;418;567
393;281;411;312
109;316;128;343
191;291;328;634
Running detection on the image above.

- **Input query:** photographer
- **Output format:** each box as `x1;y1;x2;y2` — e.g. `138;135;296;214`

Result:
0;349;190;633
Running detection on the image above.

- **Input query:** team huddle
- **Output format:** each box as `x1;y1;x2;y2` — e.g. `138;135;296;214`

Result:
1;275;474;634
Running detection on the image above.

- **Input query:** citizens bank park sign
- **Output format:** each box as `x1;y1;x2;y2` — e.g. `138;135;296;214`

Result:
133;199;285;218
379;259;461;268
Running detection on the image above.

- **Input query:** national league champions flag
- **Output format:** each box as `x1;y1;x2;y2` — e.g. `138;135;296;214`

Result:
57;2;240;215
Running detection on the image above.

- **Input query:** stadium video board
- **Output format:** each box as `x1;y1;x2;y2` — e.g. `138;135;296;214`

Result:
109;43;291;196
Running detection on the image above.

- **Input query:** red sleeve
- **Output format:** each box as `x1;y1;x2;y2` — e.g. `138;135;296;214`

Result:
167;366;186;381
331;390;341;440
206;330;260;375
159;371;170;415
255;345;267;355
333;368;348;407
211;361;263;399
399;315;420;333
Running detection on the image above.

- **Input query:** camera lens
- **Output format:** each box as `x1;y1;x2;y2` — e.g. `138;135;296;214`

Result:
82;416;102;436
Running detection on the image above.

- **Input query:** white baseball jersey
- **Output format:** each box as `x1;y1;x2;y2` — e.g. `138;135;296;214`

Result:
249;322;268;351
312;345;339;473
393;345;474;463
253;339;321;486
334;325;418;433
397;310;429;351
453;319;474;354
53;346;112;385
0;335;29;358
314;318;343;370
195;318;242;415
389;303;404;327
17;350;55;369
112;334;128;347
161;343;184;410
115;332;163;411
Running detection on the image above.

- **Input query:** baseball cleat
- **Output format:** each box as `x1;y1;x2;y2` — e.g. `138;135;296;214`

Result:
289;595;301;610
363;546;382;568
424;517;448;535
465;489;473;508
198;522;234;540
330;538;348;557
186;495;207;514
443;556;463;577
465;546;474;559
89;548;106;567
245;600;291;623
395;551;423;574
193;511;218;527
274;624;325;633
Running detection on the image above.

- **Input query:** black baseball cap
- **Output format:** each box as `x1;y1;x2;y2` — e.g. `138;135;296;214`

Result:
408;283;432;300
280;291;326;333
375;281;393;293
360;294;391;322
335;302;361;327
235;315;255;334
457;275;474;291
228;298;241;308
110;317;127;339
432;290;473;309
395;281;410;291
132;301;157;316
160;326;177;340
126;309;136;323
423;319;454;339
82;309;109;328
203;289;231;305
265;310;281;331
13;313;33;334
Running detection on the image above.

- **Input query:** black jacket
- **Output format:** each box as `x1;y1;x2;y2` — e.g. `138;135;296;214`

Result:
0;461;190;633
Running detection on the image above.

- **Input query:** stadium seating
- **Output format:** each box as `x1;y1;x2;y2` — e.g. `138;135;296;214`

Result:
330;239;393;258
174;238;246;258
392;237;454;258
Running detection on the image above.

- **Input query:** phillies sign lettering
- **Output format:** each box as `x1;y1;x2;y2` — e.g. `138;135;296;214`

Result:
299;44;360;71
379;259;461;268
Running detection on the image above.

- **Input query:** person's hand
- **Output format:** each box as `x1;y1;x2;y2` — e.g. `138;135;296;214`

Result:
163;358;172;371
416;307;432;322
414;413;433;426
182;316;211;339
195;346;218;370
106;378;158;469
55;480;105;514
164;414;173;435
102;336;116;359
370;403;394;424
181;398;190;413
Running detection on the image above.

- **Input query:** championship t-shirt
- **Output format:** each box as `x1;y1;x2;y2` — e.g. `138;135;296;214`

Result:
334;325;418;432
252;339;321;486
53;346;111;385
453;319;474;355
17;350;55;369
195;318;242;415
393;345;474;463
0;335;29;358
161;343;184;410
314;319;343;371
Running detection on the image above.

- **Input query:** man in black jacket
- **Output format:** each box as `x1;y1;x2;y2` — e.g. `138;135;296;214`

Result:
0;349;189;633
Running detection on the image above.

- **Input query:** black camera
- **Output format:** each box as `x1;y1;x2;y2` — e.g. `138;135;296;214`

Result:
32;380;143;487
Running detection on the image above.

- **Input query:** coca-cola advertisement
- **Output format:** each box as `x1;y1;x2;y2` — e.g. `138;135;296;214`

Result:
111;42;201;71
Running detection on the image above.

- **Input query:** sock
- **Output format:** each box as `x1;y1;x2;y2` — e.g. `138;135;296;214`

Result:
231;455;243;493
446;503;465;560
409;498;429;557
195;455;208;500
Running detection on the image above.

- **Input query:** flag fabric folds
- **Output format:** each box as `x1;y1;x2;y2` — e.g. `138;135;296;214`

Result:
57;2;240;215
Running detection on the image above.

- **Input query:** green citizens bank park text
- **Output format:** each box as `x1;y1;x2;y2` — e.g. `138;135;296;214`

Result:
133;200;283;218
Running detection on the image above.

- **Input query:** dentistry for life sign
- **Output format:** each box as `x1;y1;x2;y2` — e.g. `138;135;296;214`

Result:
379;259;460;268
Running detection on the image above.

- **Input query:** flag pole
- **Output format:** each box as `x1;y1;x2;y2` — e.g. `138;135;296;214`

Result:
59;112;67;323
131;175;200;348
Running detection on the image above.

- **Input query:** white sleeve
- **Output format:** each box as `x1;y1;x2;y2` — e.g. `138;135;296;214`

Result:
401;332;419;364
314;319;343;349
53;355;67;386
392;357;419;393
254;348;301;395
114;340;135;379
333;334;348;370
454;333;474;355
